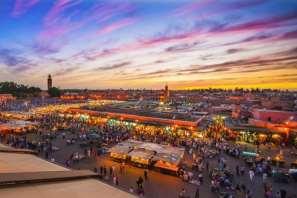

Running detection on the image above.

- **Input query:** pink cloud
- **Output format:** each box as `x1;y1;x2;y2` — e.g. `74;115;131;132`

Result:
11;0;39;17
39;1;134;41
96;18;136;36
172;0;213;17
90;3;135;24
87;29;202;60
86;12;297;60
176;0;266;19
104;13;297;56
140;30;199;47
35;1;134;54
220;12;297;33
278;29;297;40
224;0;267;10
43;0;82;26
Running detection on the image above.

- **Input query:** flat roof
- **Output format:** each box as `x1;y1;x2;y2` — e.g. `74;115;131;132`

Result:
254;109;296;114
67;108;198;127
0;145;136;198
0;143;10;150
0;152;68;173
0;120;37;129
0;179;135;198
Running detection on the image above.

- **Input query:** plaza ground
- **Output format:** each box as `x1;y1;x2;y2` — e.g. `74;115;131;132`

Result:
25;130;297;198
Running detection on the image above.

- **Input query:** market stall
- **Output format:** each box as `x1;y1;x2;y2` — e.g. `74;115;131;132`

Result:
241;151;264;167
109;139;186;174
129;149;155;168
290;160;297;169
153;145;185;174
108;140;139;161
0;120;38;134
272;154;285;167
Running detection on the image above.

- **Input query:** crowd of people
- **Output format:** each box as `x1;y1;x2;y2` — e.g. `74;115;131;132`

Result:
0;98;64;112
177;139;297;198
1;111;297;198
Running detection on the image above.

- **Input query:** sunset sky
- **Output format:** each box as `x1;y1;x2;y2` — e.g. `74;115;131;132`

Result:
0;0;297;90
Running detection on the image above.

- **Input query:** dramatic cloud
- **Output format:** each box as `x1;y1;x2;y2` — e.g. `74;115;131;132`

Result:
172;0;213;17
1;0;297;89
81;11;297;61
95;18;136;36
54;66;80;76
32;40;66;55
155;60;165;64
226;48;245;54
34;1;135;55
178;54;297;75
142;69;173;76
165;42;201;53
217;12;297;33
11;0;39;17
278;29;297;40
221;0;267;10
95;61;131;71
242;33;273;42
0;49;35;72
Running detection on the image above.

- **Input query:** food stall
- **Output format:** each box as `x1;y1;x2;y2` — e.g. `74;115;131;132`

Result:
273;169;290;183
0;120;38;134
109;140;186;174
272;154;285;167
153;145;184;174
241;151;258;157
108;143;133;161
108;141;138;161
129;149;155;168
290;160;297;169
153;152;184;175
241;151;264;166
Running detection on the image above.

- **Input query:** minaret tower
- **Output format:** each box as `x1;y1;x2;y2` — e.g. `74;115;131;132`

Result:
164;83;169;102
47;74;52;90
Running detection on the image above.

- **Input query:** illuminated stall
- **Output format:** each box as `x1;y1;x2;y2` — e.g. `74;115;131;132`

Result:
109;140;140;161
109;140;185;174
129;149;155;168
0;120;38;134
153;146;185;174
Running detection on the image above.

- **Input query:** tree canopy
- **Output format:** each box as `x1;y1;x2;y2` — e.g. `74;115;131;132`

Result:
48;87;61;97
0;81;41;98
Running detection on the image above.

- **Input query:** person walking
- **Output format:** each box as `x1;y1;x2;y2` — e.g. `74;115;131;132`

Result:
275;191;281;198
240;166;245;176
138;185;145;197
129;186;134;193
198;173;203;184
280;189;287;198
179;188;186;198
103;166;107;177
195;187;200;198
100;166;103;175
236;165;240;176
144;170;148;180
137;176;144;188
109;166;113;176
113;175;117;185
246;189;252;198
262;172;267;183
249;169;255;183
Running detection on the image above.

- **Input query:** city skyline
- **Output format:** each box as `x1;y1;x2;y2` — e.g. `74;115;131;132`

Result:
0;0;297;90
